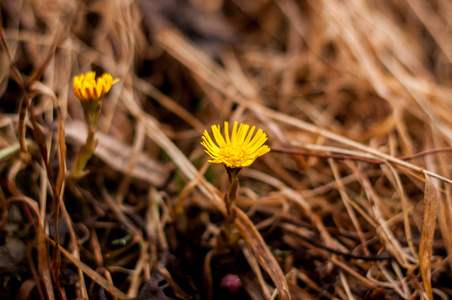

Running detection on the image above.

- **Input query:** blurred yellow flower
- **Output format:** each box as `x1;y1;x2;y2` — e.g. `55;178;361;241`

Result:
201;121;270;168
73;71;118;102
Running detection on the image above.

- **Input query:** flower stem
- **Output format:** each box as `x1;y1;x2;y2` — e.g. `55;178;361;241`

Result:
217;167;243;246
70;102;101;179
225;167;242;220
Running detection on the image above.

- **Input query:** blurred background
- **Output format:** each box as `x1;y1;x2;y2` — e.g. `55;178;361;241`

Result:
1;0;452;299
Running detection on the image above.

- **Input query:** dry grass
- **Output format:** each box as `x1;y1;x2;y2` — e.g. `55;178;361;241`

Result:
1;0;452;299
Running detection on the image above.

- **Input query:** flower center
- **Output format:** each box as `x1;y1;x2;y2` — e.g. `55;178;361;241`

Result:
220;145;253;167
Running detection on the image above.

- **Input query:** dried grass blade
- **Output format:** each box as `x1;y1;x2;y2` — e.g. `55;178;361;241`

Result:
8;197;55;300
55;96;66;197
241;242;272;299
48;238;131;300
0;6;24;87
156;27;452;185
37;225;55;300
28;102;65;298
234;207;291;300
15;279;37;300
65;121;169;187
419;173;439;300
29;81;67;197
0;141;25;162
18;96;31;152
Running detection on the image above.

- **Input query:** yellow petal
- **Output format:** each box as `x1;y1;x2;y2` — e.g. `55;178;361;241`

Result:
73;71;118;102
201;122;270;168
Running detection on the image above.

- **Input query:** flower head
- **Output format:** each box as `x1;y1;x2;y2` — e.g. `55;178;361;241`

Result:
201;121;270;168
73;71;119;102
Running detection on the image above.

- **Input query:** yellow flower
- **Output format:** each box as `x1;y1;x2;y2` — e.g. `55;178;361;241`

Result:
201;121;270;168
73;71;119;102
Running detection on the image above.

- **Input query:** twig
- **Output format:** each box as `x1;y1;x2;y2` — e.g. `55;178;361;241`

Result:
271;146;452;165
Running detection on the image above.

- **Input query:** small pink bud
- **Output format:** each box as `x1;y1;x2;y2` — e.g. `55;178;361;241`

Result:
220;273;242;293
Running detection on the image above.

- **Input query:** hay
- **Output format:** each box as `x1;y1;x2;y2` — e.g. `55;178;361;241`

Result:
1;0;452;299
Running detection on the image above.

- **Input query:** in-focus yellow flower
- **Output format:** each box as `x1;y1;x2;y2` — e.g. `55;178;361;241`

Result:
73;71;119;102
201;121;270;169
